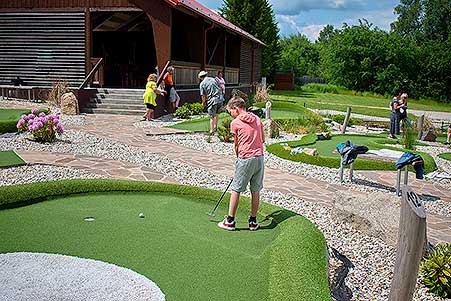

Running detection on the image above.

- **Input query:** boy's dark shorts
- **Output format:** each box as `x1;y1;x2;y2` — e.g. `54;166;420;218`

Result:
146;103;156;110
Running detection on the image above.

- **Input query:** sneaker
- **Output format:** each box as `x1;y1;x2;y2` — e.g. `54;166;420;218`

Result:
444;142;450;145
248;218;259;231
218;216;235;231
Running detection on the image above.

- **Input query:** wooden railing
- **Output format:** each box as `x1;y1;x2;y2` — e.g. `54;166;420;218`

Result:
78;57;104;90
172;60;239;86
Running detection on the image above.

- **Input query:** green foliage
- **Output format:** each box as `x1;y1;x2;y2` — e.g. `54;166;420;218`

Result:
220;0;280;78
327;114;364;127
420;243;451;298
278;34;320;77
401;118;417;150
217;117;233;142
174;102;203;119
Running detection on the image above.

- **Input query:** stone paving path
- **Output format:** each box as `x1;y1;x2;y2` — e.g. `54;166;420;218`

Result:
12;113;448;244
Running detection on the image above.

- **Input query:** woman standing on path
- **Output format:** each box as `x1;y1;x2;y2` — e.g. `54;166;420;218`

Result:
389;92;401;139
142;74;165;121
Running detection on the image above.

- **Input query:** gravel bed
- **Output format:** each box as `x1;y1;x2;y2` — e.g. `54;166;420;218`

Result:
0;164;103;187
152;132;451;217
0;130;447;300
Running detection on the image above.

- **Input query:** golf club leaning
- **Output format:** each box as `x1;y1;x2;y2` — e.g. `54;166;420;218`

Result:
207;178;234;218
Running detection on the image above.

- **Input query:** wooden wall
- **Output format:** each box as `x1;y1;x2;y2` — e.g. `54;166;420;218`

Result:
239;38;252;85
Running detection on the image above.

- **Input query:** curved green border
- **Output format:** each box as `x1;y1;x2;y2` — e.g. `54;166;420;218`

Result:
267;133;436;173
438;152;451;161
0;179;331;300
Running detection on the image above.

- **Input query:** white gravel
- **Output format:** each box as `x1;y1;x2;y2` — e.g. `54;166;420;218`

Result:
0;164;103;187
0;252;165;301
0;130;449;300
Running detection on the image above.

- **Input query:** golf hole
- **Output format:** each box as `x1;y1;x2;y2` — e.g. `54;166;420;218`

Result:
84;217;95;222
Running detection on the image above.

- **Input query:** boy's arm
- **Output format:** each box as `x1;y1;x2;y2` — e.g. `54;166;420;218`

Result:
261;122;265;144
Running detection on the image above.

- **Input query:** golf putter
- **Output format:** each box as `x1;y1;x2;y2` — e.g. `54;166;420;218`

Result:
207;178;234;218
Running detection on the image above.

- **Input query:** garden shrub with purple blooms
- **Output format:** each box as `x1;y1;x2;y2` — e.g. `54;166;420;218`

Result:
16;108;64;143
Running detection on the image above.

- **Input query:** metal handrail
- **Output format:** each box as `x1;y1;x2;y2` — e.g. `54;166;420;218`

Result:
78;58;104;90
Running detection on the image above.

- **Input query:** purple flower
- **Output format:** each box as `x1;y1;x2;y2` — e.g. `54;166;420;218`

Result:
21;114;28;120
16;119;24;128
27;113;35;119
27;119;33;125
31;108;39;115
39;112;46;117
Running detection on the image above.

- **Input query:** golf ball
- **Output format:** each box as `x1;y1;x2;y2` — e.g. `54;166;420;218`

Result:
139;213;145;218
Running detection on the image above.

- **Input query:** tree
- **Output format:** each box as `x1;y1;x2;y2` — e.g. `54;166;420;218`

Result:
391;0;424;40
220;0;280;79
278;34;320;77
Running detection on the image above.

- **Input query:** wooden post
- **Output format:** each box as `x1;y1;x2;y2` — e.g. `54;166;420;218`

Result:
389;186;427;301
341;107;352;134
417;115;424;140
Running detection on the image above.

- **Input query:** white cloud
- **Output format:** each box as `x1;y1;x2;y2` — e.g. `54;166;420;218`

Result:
302;24;328;41
269;0;366;15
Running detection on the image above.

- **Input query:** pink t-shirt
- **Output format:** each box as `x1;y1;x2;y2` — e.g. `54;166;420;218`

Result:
230;112;264;158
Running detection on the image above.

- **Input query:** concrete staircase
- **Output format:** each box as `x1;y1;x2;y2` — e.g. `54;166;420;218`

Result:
82;88;145;115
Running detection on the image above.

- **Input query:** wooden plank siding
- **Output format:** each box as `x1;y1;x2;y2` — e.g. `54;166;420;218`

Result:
239;38;252;85
0;12;86;86
0;0;134;9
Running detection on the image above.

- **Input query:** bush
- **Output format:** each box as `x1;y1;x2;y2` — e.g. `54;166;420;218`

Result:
327;114;364;127
420;243;451;298
16;108;64;142
217;117;233;142
401;118;417;150
47;81;70;108
174;103;204;119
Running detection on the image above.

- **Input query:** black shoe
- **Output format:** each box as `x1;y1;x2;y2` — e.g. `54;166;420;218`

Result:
444;142;450;145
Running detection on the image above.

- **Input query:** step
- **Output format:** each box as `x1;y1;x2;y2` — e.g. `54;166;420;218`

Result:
93;95;143;102
82;107;143;115
85;103;144;110
97;91;145;98
89;97;143;105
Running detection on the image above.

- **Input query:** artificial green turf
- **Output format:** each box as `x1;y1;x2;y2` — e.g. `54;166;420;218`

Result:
0;150;26;167
267;134;436;173
0;179;331;301
168;113;230;132
0;108;31;134
438;153;451;161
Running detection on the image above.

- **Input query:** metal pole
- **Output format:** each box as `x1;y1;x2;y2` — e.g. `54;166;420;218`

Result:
404;166;409;186
349;162;354;182
396;169;402;196
339;162;344;183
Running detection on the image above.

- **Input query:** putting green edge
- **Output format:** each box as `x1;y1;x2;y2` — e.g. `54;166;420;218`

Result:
0;179;331;300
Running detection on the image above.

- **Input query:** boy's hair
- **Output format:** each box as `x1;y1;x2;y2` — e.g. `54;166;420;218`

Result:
148;73;157;81
227;96;246;110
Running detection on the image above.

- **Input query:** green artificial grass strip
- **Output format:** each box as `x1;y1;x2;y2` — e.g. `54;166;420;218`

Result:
267;134;436;173
0;150;26;167
0;108;30;134
0;179;331;300
438;153;451;161
168;113;230;132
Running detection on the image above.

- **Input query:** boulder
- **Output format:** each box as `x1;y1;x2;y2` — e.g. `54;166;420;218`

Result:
60;92;79;115
263;119;279;138
420;129;436;142
303;148;318;156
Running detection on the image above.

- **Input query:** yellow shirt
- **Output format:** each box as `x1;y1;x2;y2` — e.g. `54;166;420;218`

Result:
143;81;157;106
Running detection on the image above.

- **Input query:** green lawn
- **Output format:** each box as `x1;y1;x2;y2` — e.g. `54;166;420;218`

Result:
168;113;230;132
0;179;330;301
271;90;451;119
0;150;26;167
273;90;451;113
267;134;436;172
0;108;31;134
438;153;451;161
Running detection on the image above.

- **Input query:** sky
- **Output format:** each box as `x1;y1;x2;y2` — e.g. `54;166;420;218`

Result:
196;0;401;41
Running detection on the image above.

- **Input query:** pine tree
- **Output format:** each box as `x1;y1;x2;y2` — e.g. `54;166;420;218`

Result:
220;0;280;79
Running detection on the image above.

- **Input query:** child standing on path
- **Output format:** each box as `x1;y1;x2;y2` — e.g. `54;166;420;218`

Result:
142;73;164;121
218;96;265;231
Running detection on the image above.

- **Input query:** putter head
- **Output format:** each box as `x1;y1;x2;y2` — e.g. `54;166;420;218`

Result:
207;211;216;218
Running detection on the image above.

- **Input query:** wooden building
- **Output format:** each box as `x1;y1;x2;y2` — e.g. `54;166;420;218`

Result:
0;0;264;114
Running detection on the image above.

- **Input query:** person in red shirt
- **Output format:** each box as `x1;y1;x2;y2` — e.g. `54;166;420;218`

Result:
162;66;179;113
217;96;265;231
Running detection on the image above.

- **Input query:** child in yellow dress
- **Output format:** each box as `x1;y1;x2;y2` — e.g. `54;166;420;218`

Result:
143;74;164;121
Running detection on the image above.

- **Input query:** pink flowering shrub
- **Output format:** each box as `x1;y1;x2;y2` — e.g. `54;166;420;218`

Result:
16;108;64;142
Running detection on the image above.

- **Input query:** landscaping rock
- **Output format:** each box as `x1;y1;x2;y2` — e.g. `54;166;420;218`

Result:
263;119;279;138
332;192;400;246
303;148;318;156
420;129;436;142
60;92;79;115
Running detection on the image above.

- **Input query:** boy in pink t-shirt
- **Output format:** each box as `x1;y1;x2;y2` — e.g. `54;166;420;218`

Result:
218;97;265;231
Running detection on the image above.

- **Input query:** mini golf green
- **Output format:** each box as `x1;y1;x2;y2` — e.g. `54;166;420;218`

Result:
0;108;31;134
0;179;330;300
0;150;26;168
438;152;451;161
267;134;436;172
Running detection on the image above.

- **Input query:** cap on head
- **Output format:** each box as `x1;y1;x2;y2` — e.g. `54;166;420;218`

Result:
198;70;208;79
167;66;174;72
